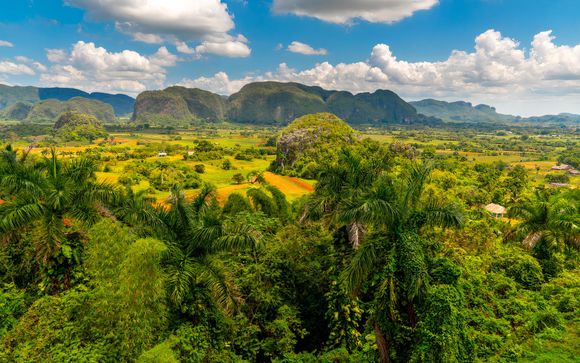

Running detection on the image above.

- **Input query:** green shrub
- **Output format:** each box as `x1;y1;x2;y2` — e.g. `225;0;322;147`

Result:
492;251;544;289
194;164;205;173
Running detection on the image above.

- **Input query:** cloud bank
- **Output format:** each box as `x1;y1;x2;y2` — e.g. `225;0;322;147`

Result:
273;0;439;24
178;30;580;115
66;0;251;58
40;41;178;93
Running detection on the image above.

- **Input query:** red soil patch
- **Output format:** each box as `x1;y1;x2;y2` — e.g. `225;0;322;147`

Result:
263;172;314;198
287;176;314;192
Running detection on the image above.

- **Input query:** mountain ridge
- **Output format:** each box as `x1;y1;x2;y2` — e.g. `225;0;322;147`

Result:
0;84;135;116
2;82;578;126
411;98;580;124
133;81;427;126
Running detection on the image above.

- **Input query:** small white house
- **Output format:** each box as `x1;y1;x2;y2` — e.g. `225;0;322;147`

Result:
158;152;168;157
187;151;195;156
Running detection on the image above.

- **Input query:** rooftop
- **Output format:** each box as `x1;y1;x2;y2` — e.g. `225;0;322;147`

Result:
484;203;507;215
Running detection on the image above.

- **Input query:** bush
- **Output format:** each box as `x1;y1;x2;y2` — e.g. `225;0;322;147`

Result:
223;193;253;215
232;173;245;185
0;284;28;339
222;159;232;170
491;252;544;289
545;174;570;184
194;164;205;174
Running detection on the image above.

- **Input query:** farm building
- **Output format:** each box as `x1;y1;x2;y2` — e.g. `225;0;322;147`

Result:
158;152;168;157
484;203;507;218
568;169;579;175
551;164;572;171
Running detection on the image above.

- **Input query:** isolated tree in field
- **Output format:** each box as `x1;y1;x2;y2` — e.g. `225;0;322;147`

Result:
221;159;232;170
232;173;245;185
247;170;265;184
194;164;205;173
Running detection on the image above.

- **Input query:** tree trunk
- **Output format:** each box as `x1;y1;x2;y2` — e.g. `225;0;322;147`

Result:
407;302;417;328
374;322;390;363
348;222;365;250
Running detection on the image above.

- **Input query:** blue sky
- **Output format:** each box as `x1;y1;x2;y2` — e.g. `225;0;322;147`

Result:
1;0;580;116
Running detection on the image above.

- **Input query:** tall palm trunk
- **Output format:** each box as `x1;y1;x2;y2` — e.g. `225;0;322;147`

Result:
374;322;390;363
406;302;417;328
347;221;365;250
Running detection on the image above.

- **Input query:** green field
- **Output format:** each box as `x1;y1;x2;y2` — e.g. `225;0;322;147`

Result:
12;125;579;201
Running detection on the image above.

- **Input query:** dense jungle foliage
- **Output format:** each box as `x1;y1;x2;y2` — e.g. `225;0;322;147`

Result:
0;113;578;363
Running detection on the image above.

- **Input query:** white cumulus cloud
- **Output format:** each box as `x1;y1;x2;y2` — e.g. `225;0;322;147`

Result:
273;0;439;24
176;34;251;58
177;30;580;116
40;41;178;94
0;61;35;75
287;41;327;55
0;40;14;47
66;0;251;58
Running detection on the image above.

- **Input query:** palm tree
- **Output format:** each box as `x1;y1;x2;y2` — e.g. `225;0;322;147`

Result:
341;163;464;363
154;185;259;315
246;184;289;221
507;190;579;251
113;186;162;233
303;149;389;249
0;146;116;289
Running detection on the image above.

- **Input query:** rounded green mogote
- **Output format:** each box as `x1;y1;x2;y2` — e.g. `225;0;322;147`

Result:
272;112;358;178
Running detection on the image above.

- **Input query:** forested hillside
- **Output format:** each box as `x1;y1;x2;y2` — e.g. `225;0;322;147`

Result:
0;84;135;117
411;99;580;125
411;99;516;124
18;97;116;123
133;86;228;126
132;82;421;126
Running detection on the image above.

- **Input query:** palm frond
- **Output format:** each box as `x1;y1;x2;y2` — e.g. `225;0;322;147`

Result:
165;252;197;306
422;197;464;229
401;162;432;213
342;238;382;295
63;157;98;183
195;256;240;315
214;222;259;252
0;200;44;233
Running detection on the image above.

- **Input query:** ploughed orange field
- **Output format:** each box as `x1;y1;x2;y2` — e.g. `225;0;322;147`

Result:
214;172;314;202
150;172;314;207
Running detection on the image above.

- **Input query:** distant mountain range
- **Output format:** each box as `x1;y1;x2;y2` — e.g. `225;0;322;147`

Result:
1;82;578;126
410;99;580;125
0;84;135;117
133;82;432;126
12;97;115;123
